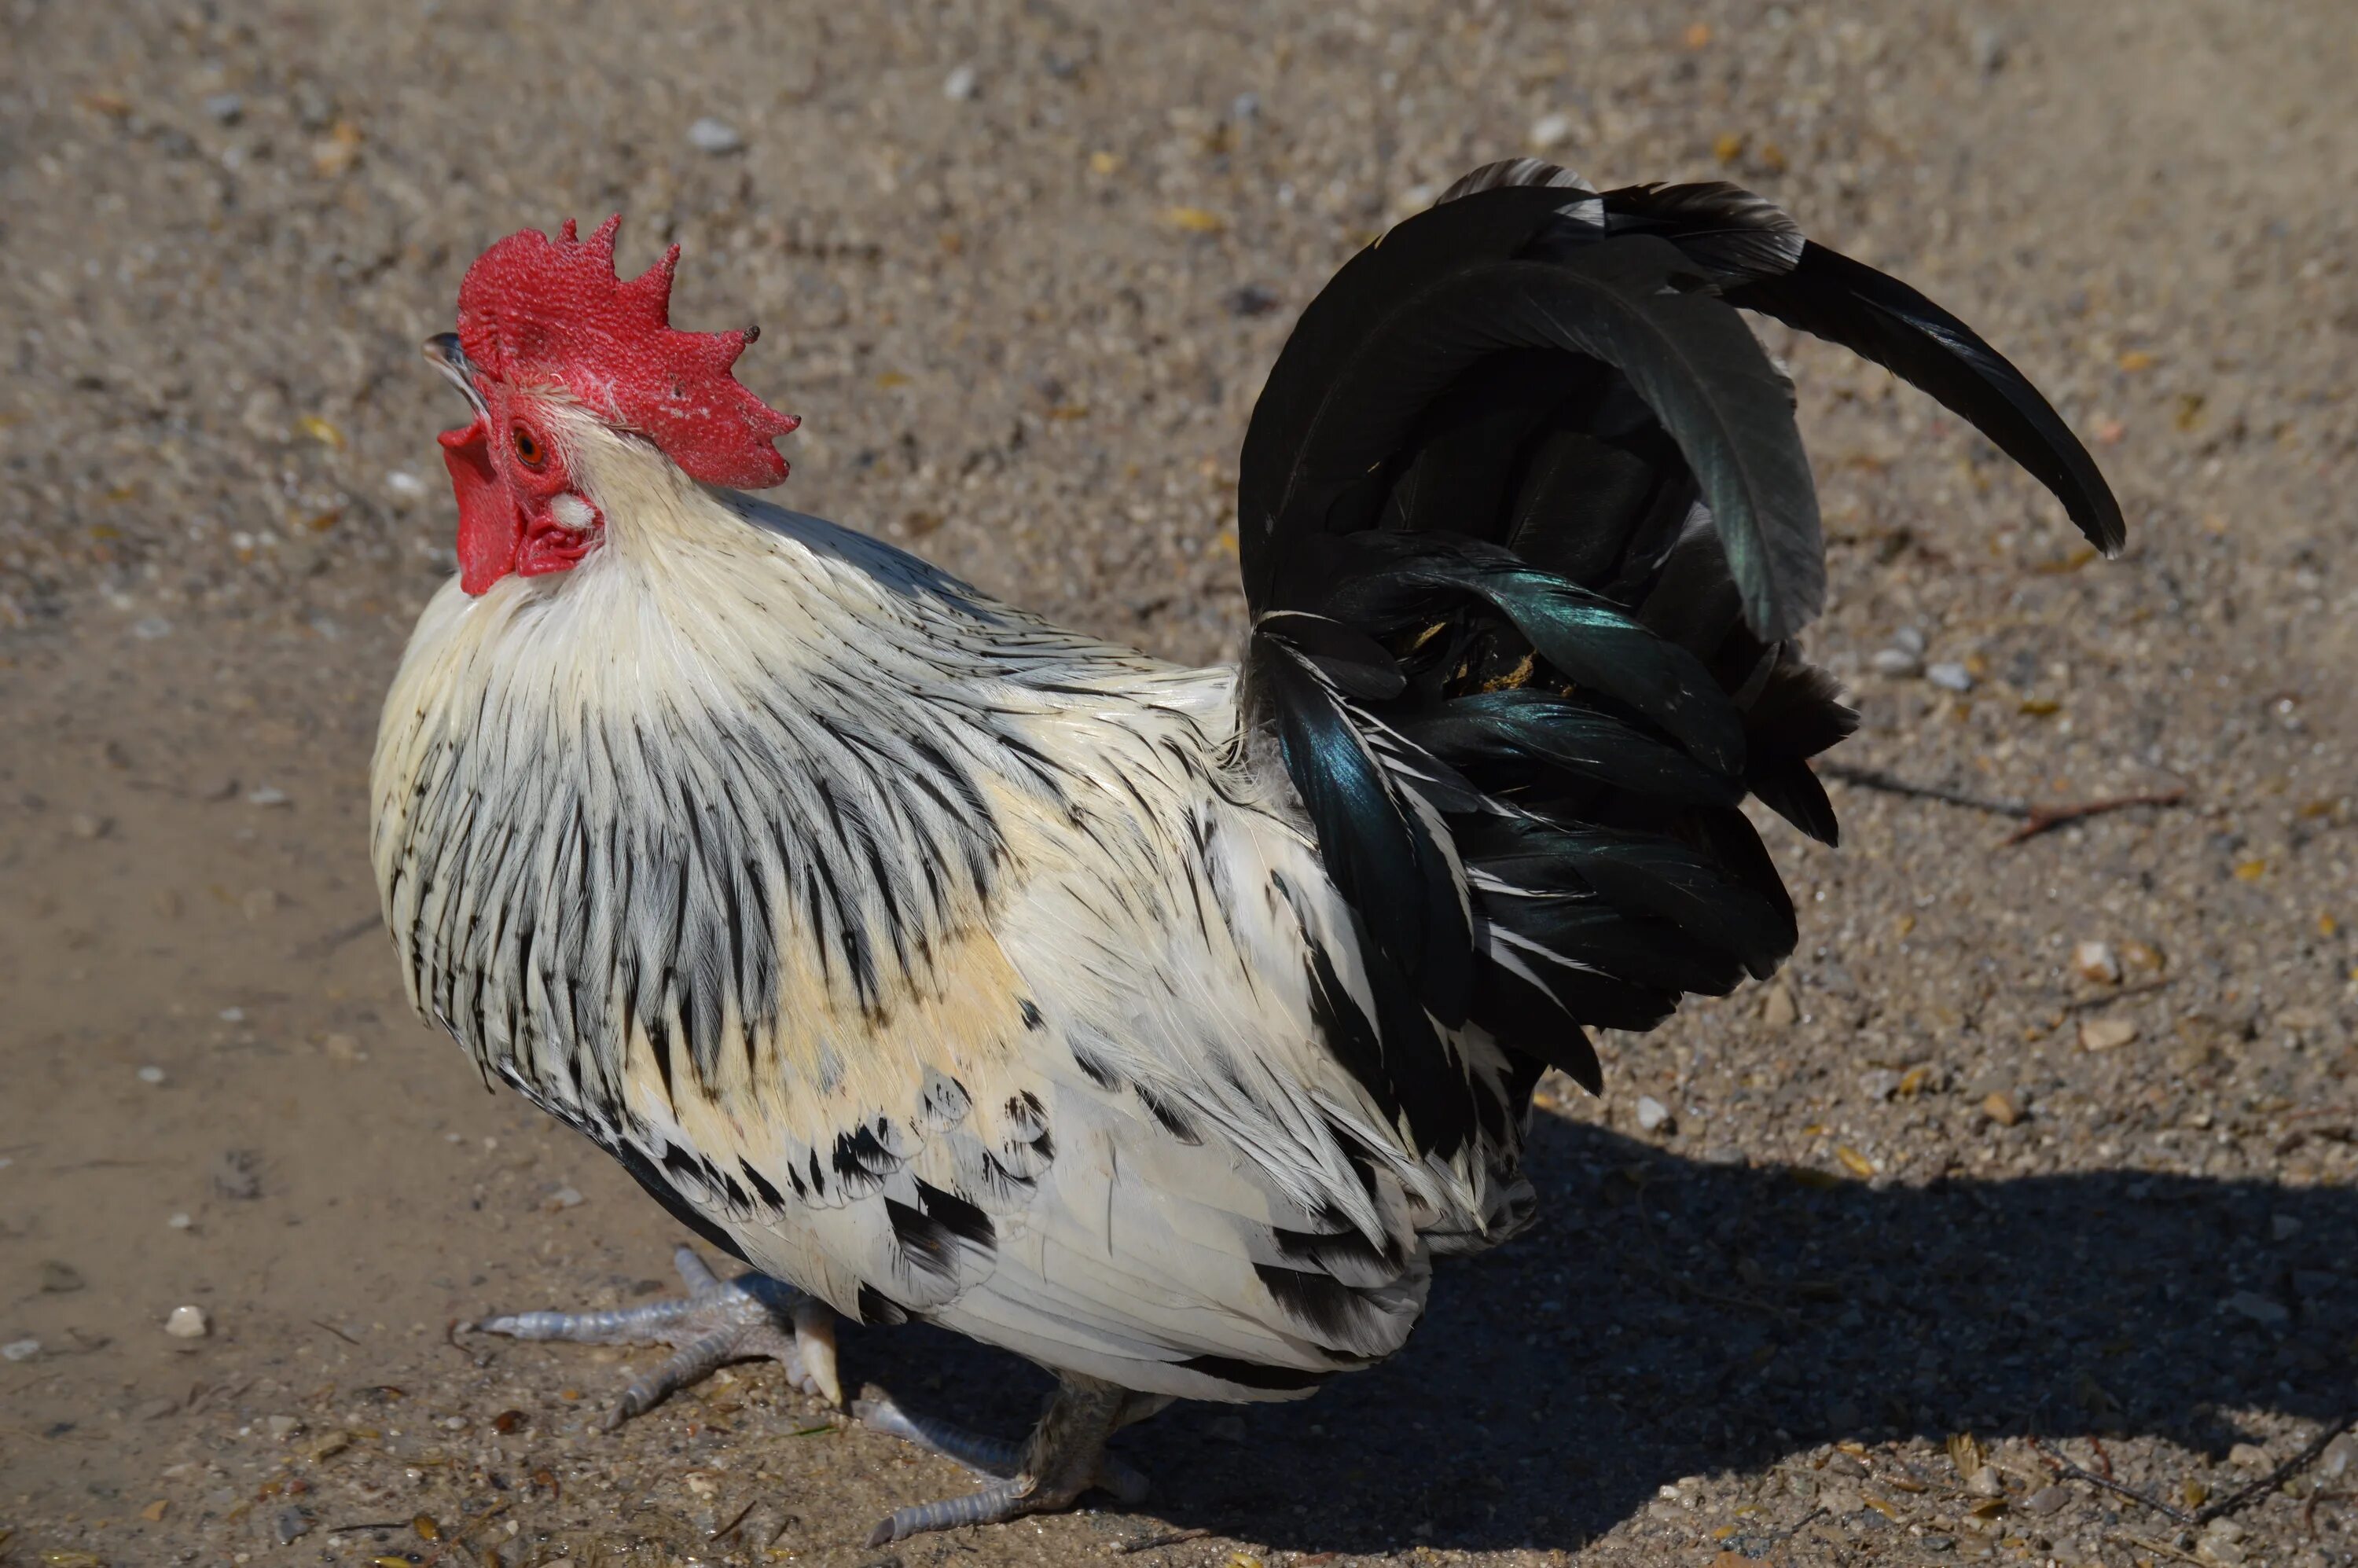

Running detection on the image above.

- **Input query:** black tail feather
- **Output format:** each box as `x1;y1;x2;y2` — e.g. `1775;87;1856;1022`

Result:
1235;160;2117;1114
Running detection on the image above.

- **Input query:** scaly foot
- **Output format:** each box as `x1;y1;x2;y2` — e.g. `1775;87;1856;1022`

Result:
467;1245;840;1427
857;1375;1162;1546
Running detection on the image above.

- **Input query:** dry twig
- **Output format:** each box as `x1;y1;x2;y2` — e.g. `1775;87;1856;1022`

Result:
2033;1414;2358;1526
1819;762;2187;845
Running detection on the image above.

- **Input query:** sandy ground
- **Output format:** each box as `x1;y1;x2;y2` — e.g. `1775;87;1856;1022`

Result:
6;1;2358;1565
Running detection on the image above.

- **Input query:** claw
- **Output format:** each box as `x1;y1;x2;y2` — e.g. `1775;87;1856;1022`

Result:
792;1298;841;1407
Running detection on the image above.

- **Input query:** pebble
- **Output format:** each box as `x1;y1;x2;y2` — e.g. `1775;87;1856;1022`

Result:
167;1212;193;1229
2078;1016;2139;1052
130;615;174;640
245;785;289;807
2073;940;2121;985
685;116;743;154
322;1033;364;1062
165;1304;210;1338
241;887;281;920
1982;1091;2024;1127
214;1149;263;1200
547;1185;585;1210
2;1338;42;1362
2228;1442;2272;1470
202;92;244;123
1858;1067;1902;1101
1966;1464;2004;1497
1529;112;1573;149
1870;645;1924;678
1760;983;1799;1028
1926;660;1975;692
39;1261;86;1293
274;1506;314;1544
2022;1485;2072;1515
1971;24;2011;75
2222;1291;2290;1327
385;469;427;501
942;64;979;101
1634;1095;1674;1133
2272;1214;2302;1241
138;1065;167;1085
69;811;109;839
266;1414;303;1440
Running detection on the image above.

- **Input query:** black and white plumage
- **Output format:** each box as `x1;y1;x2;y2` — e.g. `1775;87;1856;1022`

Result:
372;161;2118;1536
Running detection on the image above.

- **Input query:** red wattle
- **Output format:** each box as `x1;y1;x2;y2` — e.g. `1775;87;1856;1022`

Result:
440;419;521;595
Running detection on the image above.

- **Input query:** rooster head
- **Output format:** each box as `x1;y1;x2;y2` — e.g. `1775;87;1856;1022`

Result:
426;216;800;594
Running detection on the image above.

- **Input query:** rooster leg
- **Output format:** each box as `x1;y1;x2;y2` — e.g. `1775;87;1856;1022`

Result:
468;1244;840;1426
862;1374;1159;1546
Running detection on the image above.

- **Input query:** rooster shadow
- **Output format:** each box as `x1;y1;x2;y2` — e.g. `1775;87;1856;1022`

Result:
848;1114;2358;1555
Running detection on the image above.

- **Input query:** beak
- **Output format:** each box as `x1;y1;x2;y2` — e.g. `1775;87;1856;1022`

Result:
423;332;490;421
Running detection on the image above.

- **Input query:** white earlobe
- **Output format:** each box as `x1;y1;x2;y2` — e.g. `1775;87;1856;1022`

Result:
551;492;597;531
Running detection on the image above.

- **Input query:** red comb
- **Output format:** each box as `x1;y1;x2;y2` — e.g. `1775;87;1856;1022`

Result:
455;217;799;488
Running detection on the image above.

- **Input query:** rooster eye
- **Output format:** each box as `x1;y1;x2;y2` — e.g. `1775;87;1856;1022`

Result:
511;425;545;468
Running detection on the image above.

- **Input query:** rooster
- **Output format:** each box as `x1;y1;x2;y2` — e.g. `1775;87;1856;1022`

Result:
373;159;2119;1544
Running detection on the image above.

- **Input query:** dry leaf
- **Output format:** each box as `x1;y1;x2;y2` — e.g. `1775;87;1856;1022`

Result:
1712;131;1746;164
2117;350;2154;372
296;414;345;450
1835;1145;1877;1178
1163;207;1227;233
1088;150;1122;175
2233;858;2268;882
1982;1092;2023;1127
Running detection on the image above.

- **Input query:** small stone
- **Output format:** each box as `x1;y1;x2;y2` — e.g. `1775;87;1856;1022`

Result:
241;887;280;920
214;1149;262;1200
322;1033;363;1063
386;469;427;501
1858;1067;1902;1101
69;812;109;839
138;1065;167;1085
266;1414;303;1440
245;785;289;807
1971;25;2009;75
2206;1518;2248;1543
2078;1016;2139;1052
1870;646;1924;678
1966;1464;2004;1497
39;1261;85;1293
546;1186;585;1210
2222;1291;2290;1327
1982;1091;2024;1127
1225;283;1282;318
167;1212;193;1229
942;64;979;101
2272;1214;2302;1241
1206;1414;1247;1443
1761;983;1799;1028
1926;661;1975;692
686;116;743;154
131;615;174;641
2227;1442;2271;1470
2072;941;2121;986
2022;1485;2071;1516
274;1505;314;1544
1529;111;1572;149
1890;626;1927;657
1634;1096;1674;1133
164;1304;209;1338
2;1337;42;1362
219;1006;245;1023
203;92;244;123
2322;1433;2356;1477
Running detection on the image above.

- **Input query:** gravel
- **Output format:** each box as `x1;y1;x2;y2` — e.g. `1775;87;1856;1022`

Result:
4;2;2355;1567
